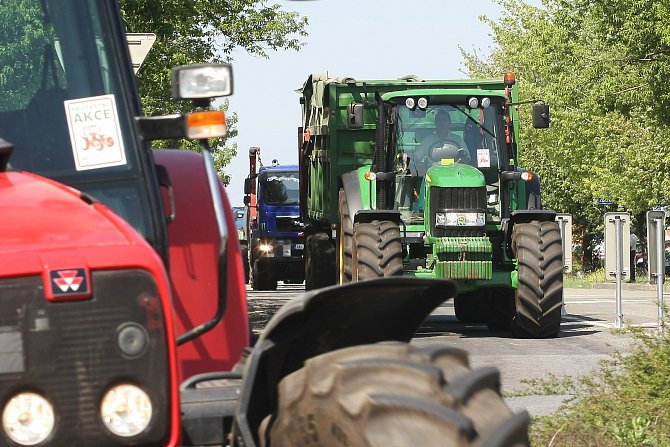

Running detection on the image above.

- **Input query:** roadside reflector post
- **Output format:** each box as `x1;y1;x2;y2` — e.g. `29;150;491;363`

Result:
556;213;572;316
605;212;630;329
647;210;666;335
656;218;665;335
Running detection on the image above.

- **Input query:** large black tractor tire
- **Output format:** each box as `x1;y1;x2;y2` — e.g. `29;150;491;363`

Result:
305;232;336;291
352;220;403;281
251;259;277;291
454;293;487;323
511;221;563;338
486;288;515;332
337;190;354;284
261;342;530;447
240;243;250;284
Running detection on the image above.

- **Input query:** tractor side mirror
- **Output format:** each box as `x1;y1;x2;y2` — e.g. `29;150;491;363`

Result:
243;195;250;206
532;104;550;128
244;177;252;195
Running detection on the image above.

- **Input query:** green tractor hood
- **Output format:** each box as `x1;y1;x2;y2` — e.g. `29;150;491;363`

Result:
426;163;485;188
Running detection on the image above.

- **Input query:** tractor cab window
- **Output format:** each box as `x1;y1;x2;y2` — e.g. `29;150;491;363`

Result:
0;0;156;243
260;172;300;206
393;101;505;223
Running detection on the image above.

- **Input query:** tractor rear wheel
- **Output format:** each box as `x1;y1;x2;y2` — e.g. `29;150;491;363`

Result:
337;190;354;284
454;293;487;323
305;232;336;290
486;288;515;332
511;221;563;338
352;220;403;281
261;342;529;447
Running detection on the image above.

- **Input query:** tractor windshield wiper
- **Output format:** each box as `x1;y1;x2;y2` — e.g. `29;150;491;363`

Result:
453;106;496;139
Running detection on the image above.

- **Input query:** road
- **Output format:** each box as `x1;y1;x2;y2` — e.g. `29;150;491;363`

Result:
246;282;668;417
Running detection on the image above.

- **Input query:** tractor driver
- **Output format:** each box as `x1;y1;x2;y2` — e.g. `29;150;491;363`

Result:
414;110;470;175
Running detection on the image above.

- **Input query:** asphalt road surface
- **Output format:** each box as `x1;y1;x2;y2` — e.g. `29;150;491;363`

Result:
246;282;668;417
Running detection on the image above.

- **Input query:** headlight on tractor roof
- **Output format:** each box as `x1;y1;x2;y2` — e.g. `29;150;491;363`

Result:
100;384;152;438
435;211;485;227
2;392;55;446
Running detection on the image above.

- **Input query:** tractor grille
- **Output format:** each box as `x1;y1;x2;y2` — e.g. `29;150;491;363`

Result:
0;270;171;446
429;186;486;237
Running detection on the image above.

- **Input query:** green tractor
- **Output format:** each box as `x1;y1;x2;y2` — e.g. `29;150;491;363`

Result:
299;72;563;338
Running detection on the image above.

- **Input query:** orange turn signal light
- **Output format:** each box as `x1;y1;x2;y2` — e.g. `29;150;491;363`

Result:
520;171;534;181
186;111;227;139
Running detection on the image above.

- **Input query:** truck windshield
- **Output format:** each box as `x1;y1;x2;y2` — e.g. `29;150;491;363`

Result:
0;0;156;243
260;172;300;206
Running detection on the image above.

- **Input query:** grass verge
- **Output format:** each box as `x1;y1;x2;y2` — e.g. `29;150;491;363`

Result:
529;326;670;446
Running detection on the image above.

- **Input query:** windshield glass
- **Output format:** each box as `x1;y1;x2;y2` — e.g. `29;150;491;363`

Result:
0;0;154;241
396;103;501;177
394;102;504;223
260;172;300;206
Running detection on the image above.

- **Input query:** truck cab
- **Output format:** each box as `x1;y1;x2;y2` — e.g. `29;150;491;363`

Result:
244;151;305;290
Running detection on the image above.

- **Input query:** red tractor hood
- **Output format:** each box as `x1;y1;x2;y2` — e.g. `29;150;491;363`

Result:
0;171;162;290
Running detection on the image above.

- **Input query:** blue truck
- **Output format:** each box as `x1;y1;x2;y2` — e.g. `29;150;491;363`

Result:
243;147;305;290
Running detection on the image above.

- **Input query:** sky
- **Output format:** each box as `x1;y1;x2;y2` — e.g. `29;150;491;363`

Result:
223;0;510;206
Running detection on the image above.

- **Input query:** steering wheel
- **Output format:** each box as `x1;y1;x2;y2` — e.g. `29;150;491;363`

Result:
427;140;471;164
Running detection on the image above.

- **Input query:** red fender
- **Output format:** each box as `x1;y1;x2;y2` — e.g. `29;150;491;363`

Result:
154;150;249;381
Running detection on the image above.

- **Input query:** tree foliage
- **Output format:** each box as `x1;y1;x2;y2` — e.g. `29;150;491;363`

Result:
119;0;308;183
462;0;670;256
0;0;53;110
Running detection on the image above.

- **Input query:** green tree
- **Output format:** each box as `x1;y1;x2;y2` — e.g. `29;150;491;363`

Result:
462;0;670;263
0;0;54;110
119;0;308;184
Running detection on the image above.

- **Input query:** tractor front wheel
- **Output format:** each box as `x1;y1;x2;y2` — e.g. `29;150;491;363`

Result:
261;342;529;447
511;221;563;338
352;220;403;281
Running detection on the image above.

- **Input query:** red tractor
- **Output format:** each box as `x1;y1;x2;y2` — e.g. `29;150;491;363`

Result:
0;1;529;446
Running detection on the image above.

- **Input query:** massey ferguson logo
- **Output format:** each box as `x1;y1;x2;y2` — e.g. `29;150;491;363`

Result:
49;269;90;299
